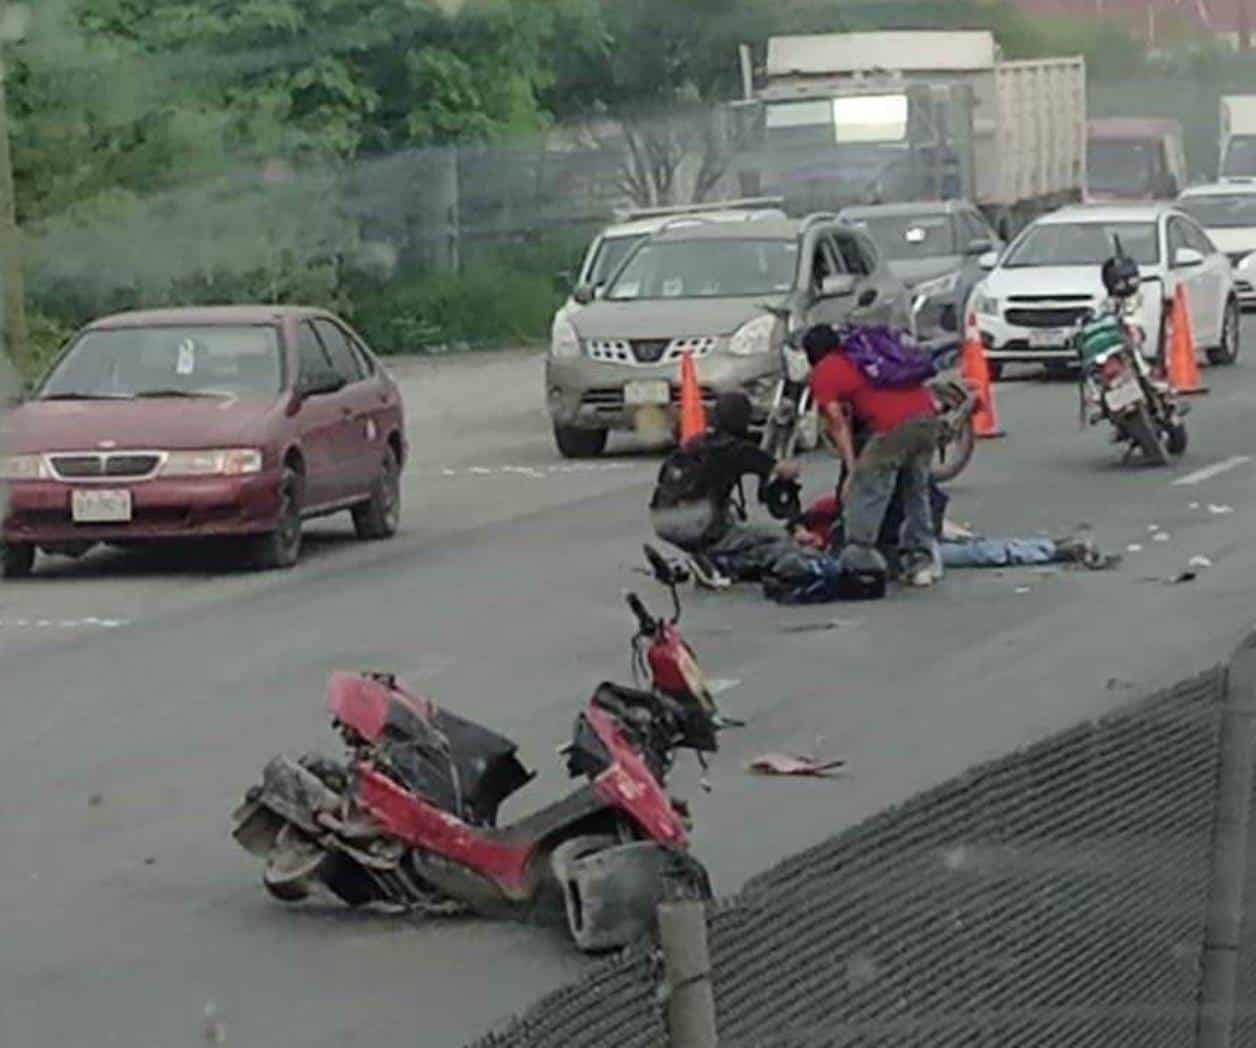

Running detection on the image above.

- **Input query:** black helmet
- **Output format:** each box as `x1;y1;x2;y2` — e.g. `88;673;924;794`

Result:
1101;254;1140;299
762;474;802;521
834;544;889;601
712;392;752;437
802;323;842;366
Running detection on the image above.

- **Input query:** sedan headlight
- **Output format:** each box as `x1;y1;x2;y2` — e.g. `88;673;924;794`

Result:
727;314;776;356
0;453;51;481
159;448;263;477
550;316;582;359
913;270;962;300
971;290;999;317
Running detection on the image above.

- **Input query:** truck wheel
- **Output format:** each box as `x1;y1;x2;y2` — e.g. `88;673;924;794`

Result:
553;424;607;459
1;542;35;579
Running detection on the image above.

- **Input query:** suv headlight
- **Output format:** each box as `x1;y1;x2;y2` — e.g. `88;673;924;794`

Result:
0;453;50;481
550;316;582;359
160;448;263;477
913;271;961;300
971;290;999;317
727;314;776;356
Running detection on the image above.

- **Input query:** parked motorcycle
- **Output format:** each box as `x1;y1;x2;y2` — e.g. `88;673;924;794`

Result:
231;547;717;953
1073;295;1188;467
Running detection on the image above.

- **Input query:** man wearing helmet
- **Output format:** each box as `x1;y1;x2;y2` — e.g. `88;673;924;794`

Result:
649;392;802;588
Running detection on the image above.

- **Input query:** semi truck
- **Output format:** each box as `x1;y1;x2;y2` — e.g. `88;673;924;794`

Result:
1219;95;1256;180
732;30;1086;238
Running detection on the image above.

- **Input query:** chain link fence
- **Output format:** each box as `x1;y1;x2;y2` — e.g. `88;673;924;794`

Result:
469;660;1252;1048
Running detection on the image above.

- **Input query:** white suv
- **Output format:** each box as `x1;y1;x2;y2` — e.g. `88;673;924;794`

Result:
971;203;1240;376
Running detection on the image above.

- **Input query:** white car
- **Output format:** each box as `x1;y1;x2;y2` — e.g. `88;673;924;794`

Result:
1177;181;1256;307
971;203;1240;376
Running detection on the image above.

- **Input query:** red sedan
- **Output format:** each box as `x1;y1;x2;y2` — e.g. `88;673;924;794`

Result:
0;306;406;577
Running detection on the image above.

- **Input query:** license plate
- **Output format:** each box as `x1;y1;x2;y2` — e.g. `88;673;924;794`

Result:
1105;376;1144;412
624;380;670;406
71;488;132;523
1028;328;1069;349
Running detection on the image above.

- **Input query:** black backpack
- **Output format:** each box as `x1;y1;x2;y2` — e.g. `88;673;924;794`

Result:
650;440;715;510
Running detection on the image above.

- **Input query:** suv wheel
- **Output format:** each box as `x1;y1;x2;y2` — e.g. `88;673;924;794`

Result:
1;542;35;579
553;424;607;459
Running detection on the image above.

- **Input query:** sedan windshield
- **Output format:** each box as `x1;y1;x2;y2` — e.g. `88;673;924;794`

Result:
38;325;284;400
844;214;957;260
605;239;799;300
1177;194;1256;229
1002;222;1160;268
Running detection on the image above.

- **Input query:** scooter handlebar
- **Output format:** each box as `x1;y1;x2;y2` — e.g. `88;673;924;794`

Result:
625;592;656;633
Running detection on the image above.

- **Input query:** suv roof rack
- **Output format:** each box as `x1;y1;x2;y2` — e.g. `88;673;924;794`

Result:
613;196;787;222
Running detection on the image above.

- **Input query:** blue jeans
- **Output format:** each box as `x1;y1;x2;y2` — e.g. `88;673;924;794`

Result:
844;417;940;565
940;537;1057;567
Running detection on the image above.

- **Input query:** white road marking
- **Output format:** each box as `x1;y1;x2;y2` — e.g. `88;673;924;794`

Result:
1171;455;1253;487
432;462;649;480
0;617;130;630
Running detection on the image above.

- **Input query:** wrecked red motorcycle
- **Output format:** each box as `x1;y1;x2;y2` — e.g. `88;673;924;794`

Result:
231;547;720;952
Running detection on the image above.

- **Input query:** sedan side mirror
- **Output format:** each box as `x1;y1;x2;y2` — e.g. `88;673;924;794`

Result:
572;284;597;305
818;274;857;299
296;370;347;398
965;237;994;257
978;250;999;271
1174;247;1205;269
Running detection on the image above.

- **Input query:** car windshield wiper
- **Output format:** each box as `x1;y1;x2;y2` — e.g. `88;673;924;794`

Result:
132;389;229;399
38;392;135;401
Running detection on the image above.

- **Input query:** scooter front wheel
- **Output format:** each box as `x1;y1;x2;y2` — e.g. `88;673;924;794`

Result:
262;824;326;902
1124;404;1170;466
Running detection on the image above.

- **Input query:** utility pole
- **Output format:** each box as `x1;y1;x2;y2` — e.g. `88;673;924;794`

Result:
1239;0;1252;56
0;2;27;384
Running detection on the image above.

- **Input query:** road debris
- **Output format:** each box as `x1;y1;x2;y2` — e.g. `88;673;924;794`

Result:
748;752;846;777
1152;531;1171;543
1188;555;1214;569
203;1002;225;1044
88;793;103;808
1207;504;1235;516
779;618;860;634
1127;543;1144;553
1015;586;1032;594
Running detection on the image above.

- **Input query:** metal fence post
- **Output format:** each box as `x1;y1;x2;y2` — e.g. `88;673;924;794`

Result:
1197;635;1256;1048
658;897;718;1048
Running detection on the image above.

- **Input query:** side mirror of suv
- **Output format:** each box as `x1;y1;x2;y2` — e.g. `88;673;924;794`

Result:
965;237;994;257
572;284;597;305
818;274;857;300
978;249;1000;271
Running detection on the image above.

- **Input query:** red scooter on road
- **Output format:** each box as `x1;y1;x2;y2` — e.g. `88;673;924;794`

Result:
231;547;719;952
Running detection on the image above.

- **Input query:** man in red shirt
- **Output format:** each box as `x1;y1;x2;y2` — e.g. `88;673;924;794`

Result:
804;324;941;587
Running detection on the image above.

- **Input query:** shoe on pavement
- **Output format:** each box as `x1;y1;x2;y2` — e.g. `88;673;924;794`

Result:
689;553;732;590
907;565;937;588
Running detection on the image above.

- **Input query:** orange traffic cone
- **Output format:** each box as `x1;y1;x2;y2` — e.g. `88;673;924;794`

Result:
1164;283;1208;396
960;313;1005;439
677;350;707;445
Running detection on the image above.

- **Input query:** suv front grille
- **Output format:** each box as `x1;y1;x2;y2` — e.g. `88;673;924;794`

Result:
1004;306;1091;328
48;452;163;481
581;386;716;416
585;337;718;367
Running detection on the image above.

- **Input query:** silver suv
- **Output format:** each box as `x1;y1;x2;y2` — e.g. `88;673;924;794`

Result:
546;213;911;457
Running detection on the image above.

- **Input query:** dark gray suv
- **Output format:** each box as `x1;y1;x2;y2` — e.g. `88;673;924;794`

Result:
545;213;911;457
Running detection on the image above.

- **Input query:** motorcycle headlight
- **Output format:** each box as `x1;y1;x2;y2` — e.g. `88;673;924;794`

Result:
159;448;264;477
913;271;962;300
972;290;999;317
727;314;776;356
0;453;51;481
550;316;582;359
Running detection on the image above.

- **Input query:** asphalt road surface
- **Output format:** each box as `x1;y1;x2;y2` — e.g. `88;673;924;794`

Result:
6;330;1256;1047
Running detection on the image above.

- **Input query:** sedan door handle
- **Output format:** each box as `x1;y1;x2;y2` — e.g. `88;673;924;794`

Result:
341;407;354;419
